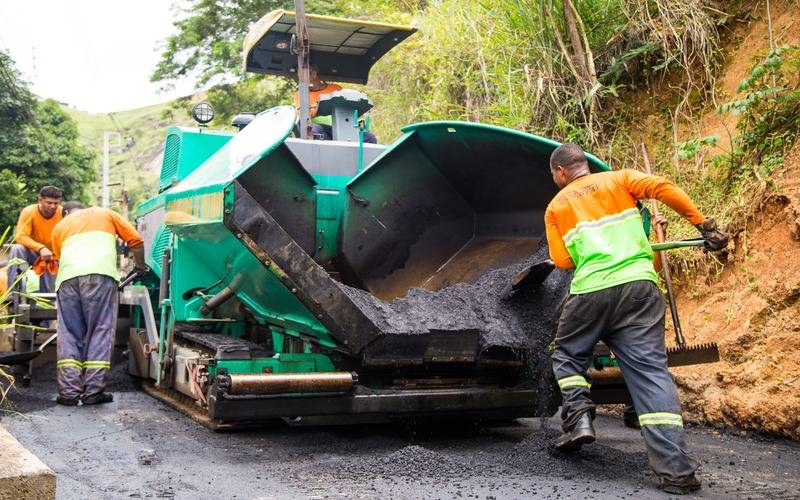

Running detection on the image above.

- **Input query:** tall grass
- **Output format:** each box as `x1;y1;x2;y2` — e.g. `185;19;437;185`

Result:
368;0;724;152
0;227;16;407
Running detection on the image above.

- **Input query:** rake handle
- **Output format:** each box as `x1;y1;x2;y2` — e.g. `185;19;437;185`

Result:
641;144;686;348
651;239;705;251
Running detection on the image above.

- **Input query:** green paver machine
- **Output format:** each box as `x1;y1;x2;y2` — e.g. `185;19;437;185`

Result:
121;9;593;426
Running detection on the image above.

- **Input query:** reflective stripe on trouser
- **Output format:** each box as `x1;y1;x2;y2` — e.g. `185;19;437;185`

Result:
552;279;699;481
557;374;591;389
56;274;118;400
6;244;55;293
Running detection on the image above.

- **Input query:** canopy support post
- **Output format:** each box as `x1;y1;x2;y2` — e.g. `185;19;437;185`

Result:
295;0;311;139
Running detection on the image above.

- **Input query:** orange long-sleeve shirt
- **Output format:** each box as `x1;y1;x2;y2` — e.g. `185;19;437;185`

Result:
293;83;343;118
51;207;143;290
15;204;63;253
544;169;705;294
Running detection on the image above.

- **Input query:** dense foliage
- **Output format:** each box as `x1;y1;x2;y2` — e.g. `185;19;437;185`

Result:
151;0;800;241
153;0;723;147
0;52;96;230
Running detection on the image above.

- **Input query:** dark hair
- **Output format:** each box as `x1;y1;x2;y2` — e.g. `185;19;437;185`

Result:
550;143;588;171
62;201;85;215
39;186;63;199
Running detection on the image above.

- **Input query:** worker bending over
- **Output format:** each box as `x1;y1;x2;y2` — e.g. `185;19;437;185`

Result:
544;144;727;494
51;202;145;406
6;186;64;294
293;65;377;143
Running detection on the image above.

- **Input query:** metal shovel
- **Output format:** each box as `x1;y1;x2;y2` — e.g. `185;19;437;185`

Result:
0;332;58;366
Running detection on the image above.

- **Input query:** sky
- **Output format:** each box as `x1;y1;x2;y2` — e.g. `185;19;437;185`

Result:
0;0;198;113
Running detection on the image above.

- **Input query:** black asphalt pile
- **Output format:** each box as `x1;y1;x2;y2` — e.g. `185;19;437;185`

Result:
503;427;650;480
317;426;650;487
325;444;496;481
339;243;572;355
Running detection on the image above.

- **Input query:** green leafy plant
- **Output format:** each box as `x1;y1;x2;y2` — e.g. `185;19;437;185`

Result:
0;227;17;408
717;45;800;181
676;135;719;161
0;53;97;228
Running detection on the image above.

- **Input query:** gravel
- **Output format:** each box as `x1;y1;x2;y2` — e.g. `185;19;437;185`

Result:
339;242;572;356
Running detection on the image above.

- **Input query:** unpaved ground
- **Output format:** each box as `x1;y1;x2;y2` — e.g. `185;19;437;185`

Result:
622;0;800;440
1;361;799;499
670;145;800;439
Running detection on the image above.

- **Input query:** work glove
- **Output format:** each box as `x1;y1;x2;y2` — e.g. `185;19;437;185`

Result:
39;247;54;262
695;217;729;252
130;246;147;275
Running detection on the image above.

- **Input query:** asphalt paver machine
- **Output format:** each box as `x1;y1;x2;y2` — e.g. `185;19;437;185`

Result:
121;10;715;427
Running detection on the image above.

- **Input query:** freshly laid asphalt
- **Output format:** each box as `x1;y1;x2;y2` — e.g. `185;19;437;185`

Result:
2;361;799;500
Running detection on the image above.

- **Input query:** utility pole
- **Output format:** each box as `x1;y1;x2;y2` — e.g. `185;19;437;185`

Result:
295;0;311;139
102;131;121;208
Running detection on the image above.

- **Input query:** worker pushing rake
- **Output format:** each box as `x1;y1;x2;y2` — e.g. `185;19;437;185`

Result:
543;143;728;494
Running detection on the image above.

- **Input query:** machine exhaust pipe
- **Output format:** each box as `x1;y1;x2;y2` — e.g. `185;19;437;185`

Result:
587;367;624;384
221;372;357;395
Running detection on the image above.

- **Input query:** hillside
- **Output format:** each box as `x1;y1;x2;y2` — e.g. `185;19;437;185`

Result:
62;100;195;210
627;0;800;439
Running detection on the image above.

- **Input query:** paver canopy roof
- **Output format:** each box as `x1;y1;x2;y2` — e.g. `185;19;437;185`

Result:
243;9;416;84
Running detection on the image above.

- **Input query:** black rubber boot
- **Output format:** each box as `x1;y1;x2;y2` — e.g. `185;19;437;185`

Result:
82;392;114;405
657;473;702;495
623;404;640;429
55;395;80;406
555;412;595;452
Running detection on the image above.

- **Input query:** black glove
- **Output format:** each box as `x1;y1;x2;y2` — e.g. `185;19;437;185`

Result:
130;246;147;274
695;217;729;252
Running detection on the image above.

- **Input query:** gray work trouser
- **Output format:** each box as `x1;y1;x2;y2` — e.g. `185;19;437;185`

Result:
6;244;55;293
552;280;699;482
56;274;118;401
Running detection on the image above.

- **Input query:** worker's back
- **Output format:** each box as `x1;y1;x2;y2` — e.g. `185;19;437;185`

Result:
545;170;657;294
51;207;143;290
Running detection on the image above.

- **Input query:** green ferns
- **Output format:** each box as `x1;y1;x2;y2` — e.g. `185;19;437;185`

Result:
717;45;800;181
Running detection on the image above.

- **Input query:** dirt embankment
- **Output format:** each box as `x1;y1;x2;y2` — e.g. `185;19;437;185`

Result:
672;146;800;439
641;0;800;440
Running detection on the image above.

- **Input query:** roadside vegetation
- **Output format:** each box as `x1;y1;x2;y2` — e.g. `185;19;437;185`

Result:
0;229;18;410
0;52;96;229
59;0;798;245
150;0;751;232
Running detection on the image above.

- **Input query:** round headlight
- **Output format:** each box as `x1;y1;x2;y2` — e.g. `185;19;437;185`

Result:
191;102;215;125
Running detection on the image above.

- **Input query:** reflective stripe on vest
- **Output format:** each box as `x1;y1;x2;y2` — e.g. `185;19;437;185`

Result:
563;207;658;294
557;375;591;390
638;412;684;427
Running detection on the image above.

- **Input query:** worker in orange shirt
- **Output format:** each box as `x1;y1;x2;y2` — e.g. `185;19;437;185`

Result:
293;65;377;143
6;186;64;294
50;202;145;406
544;144;728;494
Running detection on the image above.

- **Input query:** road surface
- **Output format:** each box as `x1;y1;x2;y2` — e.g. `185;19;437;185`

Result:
2;360;799;499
